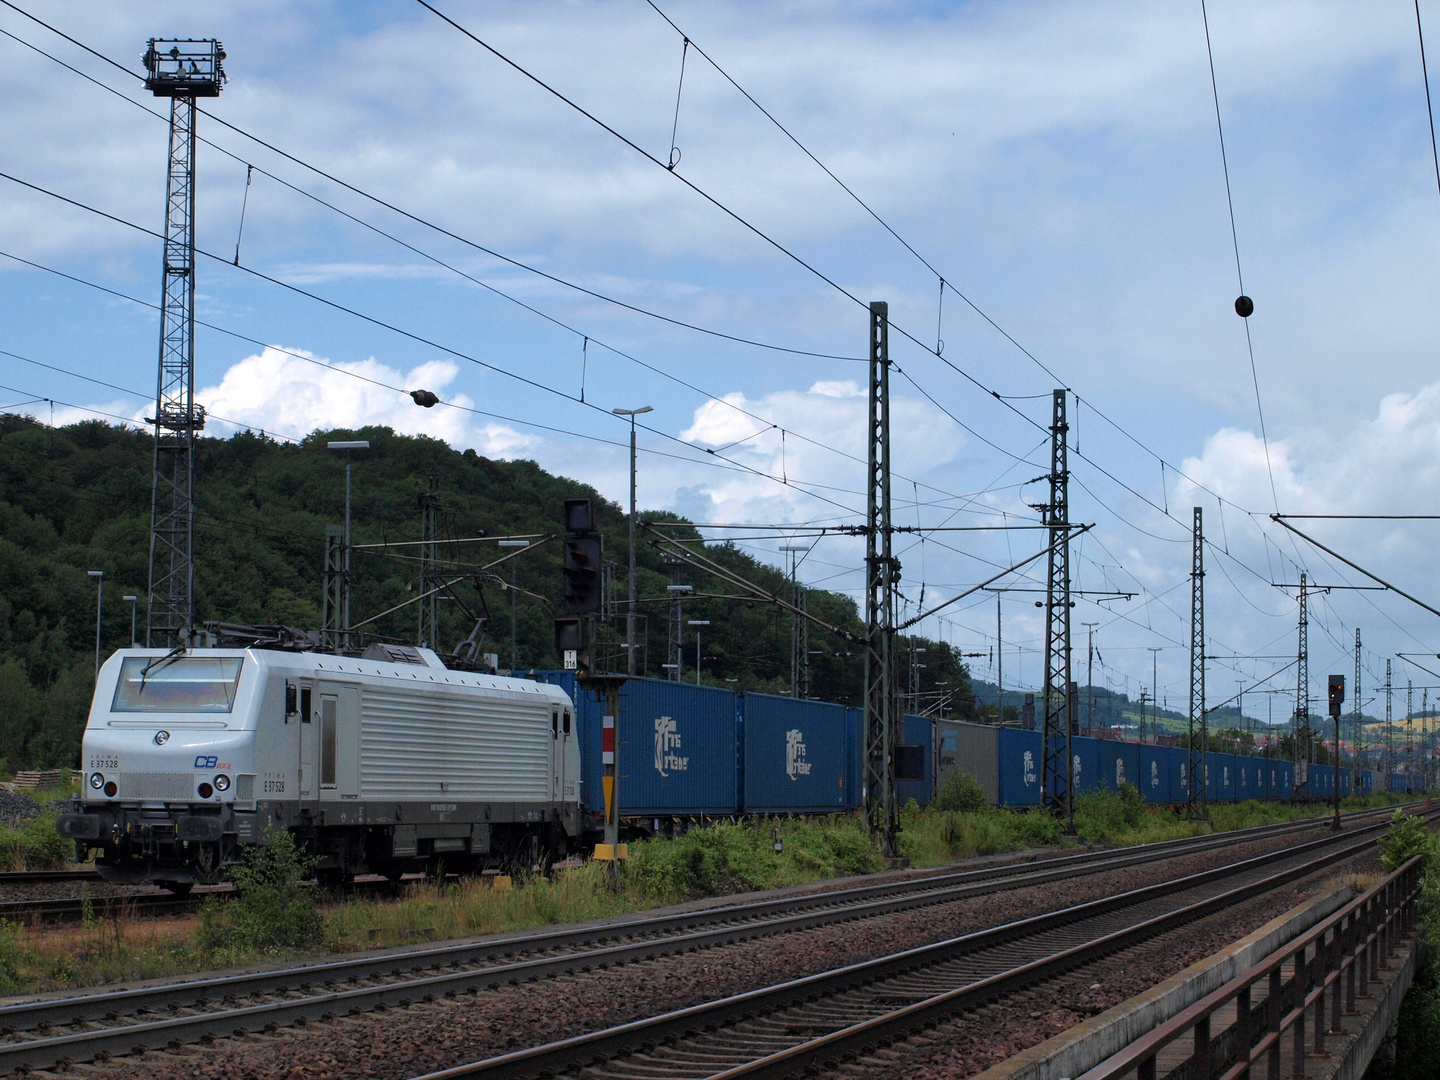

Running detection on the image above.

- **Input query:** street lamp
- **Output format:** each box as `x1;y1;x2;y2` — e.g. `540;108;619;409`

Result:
122;595;139;648
327;440;370;637
87;571;103;680
688;619;710;686
498;540;529;670
612;406;653;677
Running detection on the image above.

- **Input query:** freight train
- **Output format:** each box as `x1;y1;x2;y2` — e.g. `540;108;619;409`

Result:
57;646;1418;888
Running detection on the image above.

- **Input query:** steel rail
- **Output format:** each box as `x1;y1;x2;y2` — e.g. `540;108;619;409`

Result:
413;810;1426;1080
0;869;99;884
0;803;1410;1072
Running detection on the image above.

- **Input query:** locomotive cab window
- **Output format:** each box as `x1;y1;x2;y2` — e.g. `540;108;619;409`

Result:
111;656;243;713
552;709;559;736
563;710;571;735
320;696;338;788
300;687;312;723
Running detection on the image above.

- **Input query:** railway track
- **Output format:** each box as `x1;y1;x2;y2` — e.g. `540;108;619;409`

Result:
0;802;1411;1073
424;811;1422;1080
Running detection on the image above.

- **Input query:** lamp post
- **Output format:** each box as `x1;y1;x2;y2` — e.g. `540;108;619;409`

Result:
688;619;710;686
612;407;653;677
498;539;529;670
327;440;370;639
122;595;139;648
87;571;103;680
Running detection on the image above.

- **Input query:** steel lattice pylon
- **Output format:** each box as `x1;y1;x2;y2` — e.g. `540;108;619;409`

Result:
863;301;899;854
1187;506;1207;818
1039;390;1073;825
143;40;223;646
1295;571;1309;778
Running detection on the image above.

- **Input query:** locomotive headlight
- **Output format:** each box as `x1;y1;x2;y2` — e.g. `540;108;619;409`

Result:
89;772;104;790
213;773;231;792
197;782;214;799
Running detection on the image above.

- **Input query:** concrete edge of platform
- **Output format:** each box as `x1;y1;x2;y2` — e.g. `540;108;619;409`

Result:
970;879;1361;1080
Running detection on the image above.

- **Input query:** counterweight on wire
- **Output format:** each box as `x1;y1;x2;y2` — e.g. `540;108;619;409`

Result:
142;39;224;646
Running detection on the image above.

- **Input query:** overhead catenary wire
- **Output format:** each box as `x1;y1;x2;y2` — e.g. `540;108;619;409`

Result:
5;2;1359;685
0;15;1019;516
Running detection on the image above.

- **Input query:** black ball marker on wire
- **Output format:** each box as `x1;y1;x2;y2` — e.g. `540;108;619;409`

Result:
1234;295;1254;318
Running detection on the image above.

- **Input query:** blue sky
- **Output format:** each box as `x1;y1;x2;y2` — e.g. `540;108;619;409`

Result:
4;0;1440;722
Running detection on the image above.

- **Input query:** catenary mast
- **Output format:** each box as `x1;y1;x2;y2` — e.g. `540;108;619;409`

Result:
143;39;224;646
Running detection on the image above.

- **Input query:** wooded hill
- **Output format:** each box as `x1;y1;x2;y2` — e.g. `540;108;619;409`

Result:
0;416;977;770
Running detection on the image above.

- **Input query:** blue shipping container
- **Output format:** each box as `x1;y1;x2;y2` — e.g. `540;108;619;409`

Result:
741;694;851;813
1073;736;1102;795
998;727;1042;806
1214;753;1237;803
1235;756;1256;801
896;714;934;805
1170;745;1193;805
1100;742;1141;793
615;678;740;816
1140;745;1171;804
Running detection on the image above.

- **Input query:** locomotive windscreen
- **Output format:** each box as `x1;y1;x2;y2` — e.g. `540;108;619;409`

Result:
110;656;244;713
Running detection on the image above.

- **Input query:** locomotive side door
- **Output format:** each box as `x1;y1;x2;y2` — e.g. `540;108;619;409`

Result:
298;681;317;808
316;681;360;799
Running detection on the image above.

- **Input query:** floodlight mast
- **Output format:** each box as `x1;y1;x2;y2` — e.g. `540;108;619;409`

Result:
142;39;225;647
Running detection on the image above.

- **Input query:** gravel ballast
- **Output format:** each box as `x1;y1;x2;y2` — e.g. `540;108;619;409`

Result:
48;826;1372;1080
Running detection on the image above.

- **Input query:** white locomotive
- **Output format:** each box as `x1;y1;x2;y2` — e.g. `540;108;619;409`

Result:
58;642;581;889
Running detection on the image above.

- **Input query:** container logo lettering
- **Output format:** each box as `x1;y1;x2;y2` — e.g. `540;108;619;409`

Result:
785;729;811;780
1115;760;1126;787
1022;751;1036;785
1073;754;1081;778
653;715;688;776
1149;761;1159;788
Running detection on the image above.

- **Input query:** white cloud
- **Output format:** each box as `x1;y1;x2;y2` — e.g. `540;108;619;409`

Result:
195;346;538;458
675;380;963;524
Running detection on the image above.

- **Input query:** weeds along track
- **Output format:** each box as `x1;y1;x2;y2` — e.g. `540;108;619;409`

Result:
423;813;1424;1080
0;804;1410;1073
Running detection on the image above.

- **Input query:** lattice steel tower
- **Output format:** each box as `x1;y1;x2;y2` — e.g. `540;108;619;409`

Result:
1039;390;1073;826
1294;572;1309;770
1187;506;1206;818
143;40;224;646
863;302;900;854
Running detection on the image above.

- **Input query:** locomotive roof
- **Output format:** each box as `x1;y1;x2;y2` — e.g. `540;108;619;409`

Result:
103;647;571;701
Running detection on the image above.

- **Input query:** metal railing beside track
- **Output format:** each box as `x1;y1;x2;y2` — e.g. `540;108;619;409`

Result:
1075;855;1423;1080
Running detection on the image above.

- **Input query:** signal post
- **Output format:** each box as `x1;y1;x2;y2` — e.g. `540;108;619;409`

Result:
555;498;626;880
1329;675;1344;831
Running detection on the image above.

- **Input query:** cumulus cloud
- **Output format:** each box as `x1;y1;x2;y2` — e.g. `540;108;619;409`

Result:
673;378;962;524
195;346;539;458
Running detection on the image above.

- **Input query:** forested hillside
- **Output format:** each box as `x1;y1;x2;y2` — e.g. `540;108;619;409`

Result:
0;416;977;770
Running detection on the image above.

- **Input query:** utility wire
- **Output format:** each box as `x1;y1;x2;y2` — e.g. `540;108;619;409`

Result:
0;0;861;364
0;16;1006;512
1417;0;1440;205
1200;0;1279;513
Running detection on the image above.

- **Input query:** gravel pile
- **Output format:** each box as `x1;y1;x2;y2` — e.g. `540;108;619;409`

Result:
64;828;1350;1080
0;788;42;825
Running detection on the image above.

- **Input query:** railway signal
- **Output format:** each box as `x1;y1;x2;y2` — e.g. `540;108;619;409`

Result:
1329;674;1344;830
